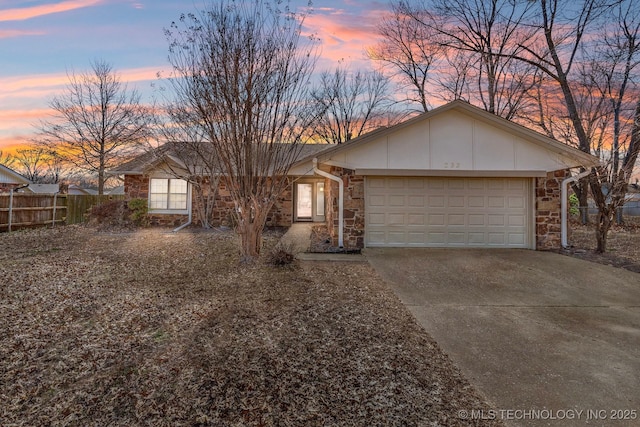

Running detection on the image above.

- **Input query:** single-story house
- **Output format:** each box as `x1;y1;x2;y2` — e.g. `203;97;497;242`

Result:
0;164;30;193
21;183;60;194
68;185;98;195
110;100;599;250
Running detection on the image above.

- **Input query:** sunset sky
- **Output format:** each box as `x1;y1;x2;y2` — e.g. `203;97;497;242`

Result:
0;0;387;153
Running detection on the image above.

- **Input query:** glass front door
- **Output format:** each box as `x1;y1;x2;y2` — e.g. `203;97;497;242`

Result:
295;180;325;222
296;183;313;219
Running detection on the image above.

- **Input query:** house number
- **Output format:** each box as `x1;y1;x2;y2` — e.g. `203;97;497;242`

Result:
444;162;460;168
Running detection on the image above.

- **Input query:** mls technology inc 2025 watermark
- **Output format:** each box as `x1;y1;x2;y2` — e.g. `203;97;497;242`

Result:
458;408;638;422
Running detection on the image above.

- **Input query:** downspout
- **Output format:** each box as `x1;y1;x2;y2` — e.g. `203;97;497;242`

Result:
313;158;344;248
173;183;193;232
561;169;591;248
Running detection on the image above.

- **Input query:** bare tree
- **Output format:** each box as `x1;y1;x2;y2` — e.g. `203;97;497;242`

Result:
11;147;65;184
0;150;15;168
512;0;640;252
311;67;393;144
164;0;318;262
367;1;441;112
37;60;150;194
393;0;537;119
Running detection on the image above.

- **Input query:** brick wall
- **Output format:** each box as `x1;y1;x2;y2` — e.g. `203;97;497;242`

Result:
124;174;293;228
0;183;23;194
536;169;569;250
124;175;149;199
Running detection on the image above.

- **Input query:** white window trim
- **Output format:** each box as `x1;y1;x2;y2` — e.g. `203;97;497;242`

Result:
148;177;190;214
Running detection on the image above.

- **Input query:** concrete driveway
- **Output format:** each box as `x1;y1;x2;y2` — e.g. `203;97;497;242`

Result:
365;249;640;426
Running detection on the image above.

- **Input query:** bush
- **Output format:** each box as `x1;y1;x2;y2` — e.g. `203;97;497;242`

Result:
87;198;148;230
266;242;296;266
127;198;148;226
569;193;580;217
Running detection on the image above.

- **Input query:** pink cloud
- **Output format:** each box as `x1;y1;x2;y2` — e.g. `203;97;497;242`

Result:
0;29;45;39
0;0;103;22
303;5;387;67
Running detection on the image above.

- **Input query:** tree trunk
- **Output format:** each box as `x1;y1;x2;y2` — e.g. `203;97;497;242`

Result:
594;210;612;253
238;220;263;263
577;177;590;224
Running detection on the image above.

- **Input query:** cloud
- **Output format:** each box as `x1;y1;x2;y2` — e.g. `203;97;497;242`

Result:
0;65;164;151
0;29;45;39
0;0;103;22
303;5;387;68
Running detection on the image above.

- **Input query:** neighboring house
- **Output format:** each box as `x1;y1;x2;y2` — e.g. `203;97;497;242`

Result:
110;100;599;250
0;164;30;193
106;186;125;195
68;185;99;195
22;183;60;194
587;183;640;217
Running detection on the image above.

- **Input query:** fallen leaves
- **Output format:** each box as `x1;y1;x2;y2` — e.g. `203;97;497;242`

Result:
1;225;501;426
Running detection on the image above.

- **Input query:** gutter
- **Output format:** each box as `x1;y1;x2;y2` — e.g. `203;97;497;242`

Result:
561;169;591;248
313;158;344;248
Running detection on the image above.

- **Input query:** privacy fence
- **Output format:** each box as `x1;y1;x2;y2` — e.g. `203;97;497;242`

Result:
0;194;125;232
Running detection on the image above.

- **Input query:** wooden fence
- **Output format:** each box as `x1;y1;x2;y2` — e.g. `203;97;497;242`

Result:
0;194;125;232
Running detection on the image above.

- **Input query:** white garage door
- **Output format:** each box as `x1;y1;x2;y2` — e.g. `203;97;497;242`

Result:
365;177;531;248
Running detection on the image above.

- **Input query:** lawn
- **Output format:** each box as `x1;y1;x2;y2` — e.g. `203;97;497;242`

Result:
0;226;501;426
567;218;640;273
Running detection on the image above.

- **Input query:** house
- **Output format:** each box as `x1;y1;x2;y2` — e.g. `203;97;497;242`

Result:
111;100;599;250
21;183;60;194
68;185;99;195
0;164;30;193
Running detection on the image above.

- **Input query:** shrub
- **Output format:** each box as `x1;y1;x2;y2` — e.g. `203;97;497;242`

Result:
127;198;148;226
266;242;296;266
87;198;148;229
569;193;580;217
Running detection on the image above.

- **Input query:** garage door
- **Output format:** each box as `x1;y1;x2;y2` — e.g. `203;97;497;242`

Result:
365;177;531;248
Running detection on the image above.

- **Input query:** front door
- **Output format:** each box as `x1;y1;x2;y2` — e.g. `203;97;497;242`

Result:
295;181;325;222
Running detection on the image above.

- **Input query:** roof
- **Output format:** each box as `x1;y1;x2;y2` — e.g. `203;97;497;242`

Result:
23;183;60;194
0;164;30;185
109;142;332;176
293;100;600;169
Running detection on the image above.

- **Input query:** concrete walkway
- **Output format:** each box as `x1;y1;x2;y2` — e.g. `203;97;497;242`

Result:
278;223;313;254
279;223;366;262
365;248;640;427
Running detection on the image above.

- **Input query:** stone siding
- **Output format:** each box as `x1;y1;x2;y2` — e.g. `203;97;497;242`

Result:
326;166;365;249
536;169;568;250
124;174;293;228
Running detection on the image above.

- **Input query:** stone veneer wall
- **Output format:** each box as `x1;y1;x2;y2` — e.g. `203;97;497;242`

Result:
326;166;365;249
535;169;569;250
124;174;293;228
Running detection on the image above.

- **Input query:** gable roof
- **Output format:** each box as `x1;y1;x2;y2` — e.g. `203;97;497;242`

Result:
0;164;30;185
293;100;600;171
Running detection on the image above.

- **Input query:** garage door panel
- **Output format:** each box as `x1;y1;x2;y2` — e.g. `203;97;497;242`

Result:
429;195;445;207
408;195;425;207
369;195;385;206
508;233;526;245
448;196;465;207
366;177;530;248
408;213;425;225
488;196;505;208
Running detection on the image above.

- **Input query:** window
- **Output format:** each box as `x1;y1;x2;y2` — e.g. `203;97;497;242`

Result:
149;178;188;211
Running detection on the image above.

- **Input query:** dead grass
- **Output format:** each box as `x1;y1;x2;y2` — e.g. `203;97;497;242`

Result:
0;225;501;426
565;217;640;273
